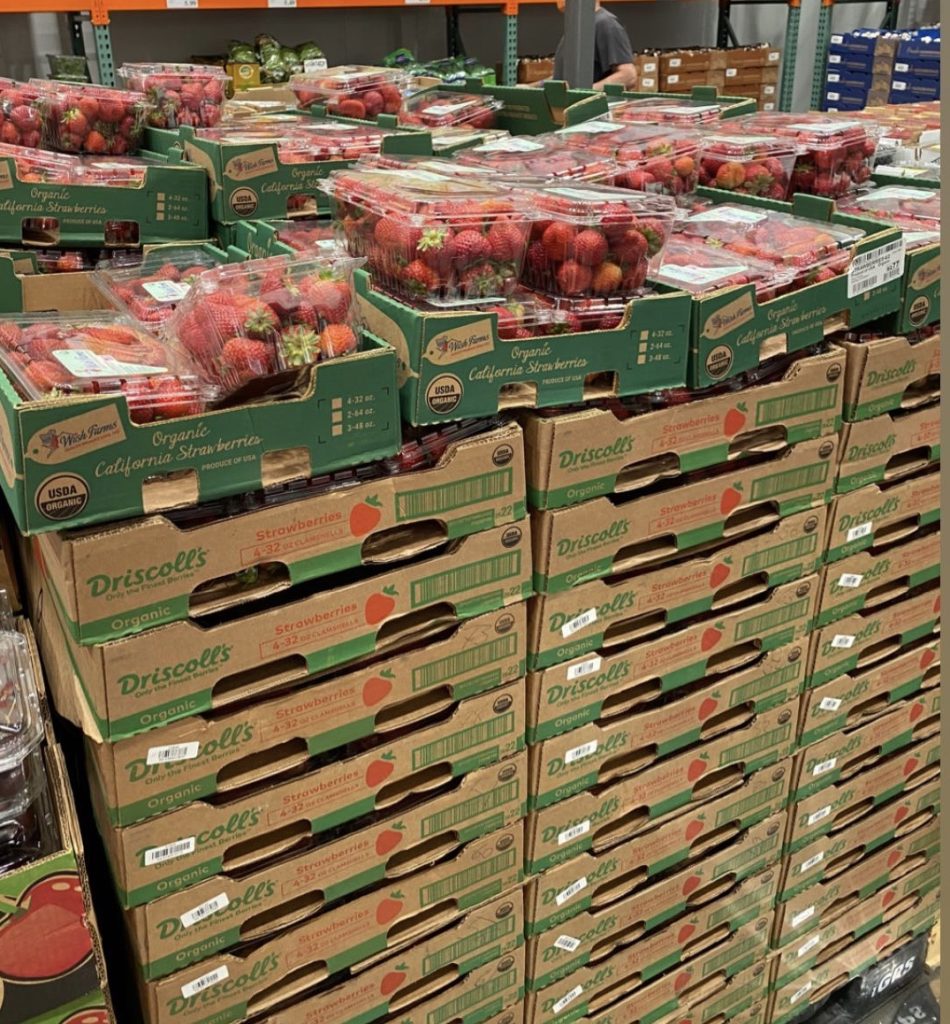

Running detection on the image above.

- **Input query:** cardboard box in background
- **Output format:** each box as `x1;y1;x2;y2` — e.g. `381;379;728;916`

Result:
723;65;780;86
519;57;555;84
662;72;727;91
836;403;940;494
840;333;940;423
721;43;783;67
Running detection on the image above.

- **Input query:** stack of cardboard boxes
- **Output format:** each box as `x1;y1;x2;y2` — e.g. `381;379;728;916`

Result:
650;45;781;110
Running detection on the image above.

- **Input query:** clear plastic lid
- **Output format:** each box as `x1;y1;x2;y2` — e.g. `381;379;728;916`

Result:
399;90;502;129
533;181;677;222
289;67;408;116
0;79;48;148
699;132;798;160
292;65;408;95
0;632;43;774
117;63;228;128
652;238;794;296
838;185;940;225
563;122;699;159
118;62;230;84
0;142;80;183
0;312;214;422
79;156;153;187
430;126;508;152
609;97;724;126
93;247;222;326
455;134;620;182
31;80;152;155
738;111;880;149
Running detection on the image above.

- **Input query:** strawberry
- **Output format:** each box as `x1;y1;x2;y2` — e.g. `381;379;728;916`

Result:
0;123;19;145
452;229;492;267
220;337;276;383
59;108;88;138
556;261;592;296
147;376;201;419
9;105;39;132
573;229;608;267
525;241;552;276
485;304;523;339
77;96;99;120
486;222;525;262
362;90;384;118
613;228;648;266
379;84;402;114
374;218;421;257
401;260;439;297
83;131;108;155
541;222;576;262
0;322;21;350
97;98;126;124
460;262;504;298
591;262;623;295
319;324;358;358
25;359;72;393
280;325;320;367
180;82;204;112
338;98;367;120
241;298;281;340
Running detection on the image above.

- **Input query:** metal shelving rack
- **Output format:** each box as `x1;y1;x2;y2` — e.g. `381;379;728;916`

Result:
717;0;801;109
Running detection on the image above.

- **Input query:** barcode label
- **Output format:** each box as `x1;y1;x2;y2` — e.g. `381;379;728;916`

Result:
813;757;837;777
565;740;598;765
553;985;584;1014
167;0;197;7
690;206;767;225
667;75;681;83
567;656;601;681
554;935;581;952
557;821;590;846
181;966;228;999
669;57;682;67
829;54;842;63
147;742;201;766
142;280;190;302
303;58;328;72
831;635;855;649
791;981;813;1005
848;238;906;298
424;101;477;116
791;905;815;928
846;522;873;542
828;72;841;82
819;697;843;712
555;876;587;906
144;837;196;866
807;806;832;826
838;573;864;588
180;893;230;928
562;609;597;639
797;934;821;958
725;68;737;77
800;851;825;872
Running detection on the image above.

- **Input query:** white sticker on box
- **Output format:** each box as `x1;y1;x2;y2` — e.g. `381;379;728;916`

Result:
819;697;843;713
790;905;816;929
141;280;191;303
846;522;874;542
557;821;591;847
769;51;780;61
828;73;841;82
53;349;168;379
180;893;230;928
895;62;910;71
831;635;855;649
147;742;201;766
669;57;682;67
268;0;296;7
144;837;197;866
812;757;837;777
303;58;329;73
791;981;813;1005
475;136;545;153
167;0;197;7
848;237;906;298
561;608;597;639
567;657;602;681
667;75;681;84
827;92;840;101
893;80;908;90
797;934;821;958
725;68;737;77
807;805;832;826
829;54;842;63
659;263;747;286
554;935;582;952
689;205;767;225
763;85;776;94
181;966;229;999
800;850;825;872
552;986;584;1014
559;120;623;135
837;573;865;589
555;876;588;906
565;740;598;765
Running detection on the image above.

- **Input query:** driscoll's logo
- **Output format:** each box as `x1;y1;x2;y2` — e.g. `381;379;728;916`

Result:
548;594;636;635
558;437;635;470
119;645;232;696
867;360;916;386
136;809;262;868
85;547;209;598
167;952;279;1014
125;723;253;782
157;881;275;940
557;520;629;558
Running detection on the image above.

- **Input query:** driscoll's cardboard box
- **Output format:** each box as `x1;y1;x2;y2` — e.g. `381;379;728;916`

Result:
532;435;836;593
840;332;940;422
45;521;533;740
93;689;526;908
772;822;938;949
139;888;524;1024
528;508;824;671
80;605;526;825
526;911;771;1024
528;691;799;812
815;526;939;626
778;779;939;902
38;420;527;644
525;765;790;932
784;731;940;853
526;852;779;990
688;962;772;1024
836;403;940;493
523;346;843;511
134;822;523;983
825;464;939;563
808;578;940;688
798;635;939;747
790;688;940;801
526;705;795;874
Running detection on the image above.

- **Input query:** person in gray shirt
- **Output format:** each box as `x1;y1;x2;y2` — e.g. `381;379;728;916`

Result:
553;0;639;89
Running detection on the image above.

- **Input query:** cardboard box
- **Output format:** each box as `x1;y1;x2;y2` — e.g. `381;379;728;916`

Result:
526;911;771;1024
252;947;524;1024
93;684;525;908
38;421;527;645
0;332;401;535
790;688;940;801
815;527;939;626
527;864;778;992
633;53;660;77
659;49;729;73
523;346;844;510
133;821;523;981
355;273;691;427
722;66;780;86
662;73;726;91
836;404;940;494
526;705;795;874
772;821;938;948
527;509;824;670
798;634;939;746
778;779;939;901
825;465;939;562
138;887;524;1024
520;58;556;84
525;762;790;930
719;45;782;67
532;435;836;593
888;240;941;333
808;578;940;688
0;507;20;611
41;521;533;740
768;887;939;1024
84;605;526;825
784;730;940;853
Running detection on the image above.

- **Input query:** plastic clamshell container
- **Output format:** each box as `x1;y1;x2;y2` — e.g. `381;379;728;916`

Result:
697;132;799;198
652;237;794;297
430;125;509;152
324;166;531;306
270;219;339;252
0;632;43;776
93;247;222;327
33;80;152;155
0;311;215;423
78;156;153;187
522;181;676;299
289;66;408;117
455;134;620;182
0;79;50;149
608;97;724;126
837;184;940;225
0;141;80;183
117;63;229;129
399;89;502;129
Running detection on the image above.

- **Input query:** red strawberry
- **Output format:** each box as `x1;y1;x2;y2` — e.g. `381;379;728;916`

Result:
486;222;524;262
319;324;358;358
97;98;126;124
400;260;439;298
452;229;492;267
304;279;351;324
557;261;592;296
220;337;276;383
700;627;722;652
591;262;623;296
0;323;21;350
613;228;649;267
147;376;202;420
338;98;367;120
573;229;608;267
25;359;71;392
541;222;576;262
83;131;108;155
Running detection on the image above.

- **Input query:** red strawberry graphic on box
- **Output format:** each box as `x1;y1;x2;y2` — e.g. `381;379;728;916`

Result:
902;757;920;778
673;969;692;994
708;558;732;590
365;753;396;789
886;849;904;869
719;484;743;517
684;817;705;842
893;805;909;825
908;702;924;723
723;404;747;438
0;872;91;980
376;891;404;926
350;496;384;537
697;697;719;722
363;669;395;708
379;963;408;997
61;1011;109;1024
365;586;398;626
686;756;708;783
375;823;406;857
680;876;702;897
919;649;936;670
700;624;724;653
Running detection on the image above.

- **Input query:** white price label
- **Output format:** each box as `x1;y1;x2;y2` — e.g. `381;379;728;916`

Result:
689;205;767;225
423;101;477;117
892;80;908;90
846;522;873;542
53;349;167;379
552;985;584;1014
303;58;328;72
555;876;588;906
812;757;837;777
669;58;682;68
831;635;856;649
862;186;937;202
800;850;825;872
829;54;842;63
787;119;861;133
553;935;582;952
791;905;816;928
848;238;906;298
565;740;598;765
557;821;591;847
142;280;191;303
797;934;821;958
819;697;843;713
181;966;229;999
837;573;864;589
180;893;230;929
475;136;544;153
167;0;198;8
828;73;841;83
806;805;832;826
144;837;196;866
827;92;840;101
567;656;602;681
667;75;681;84
268;0;296;6
561;608;597;639
559;120;623;135
791;981;813;1005
768;51;780;60
660;263;748;286
895;62;910;71
147;742;201;766
725;68;737;77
